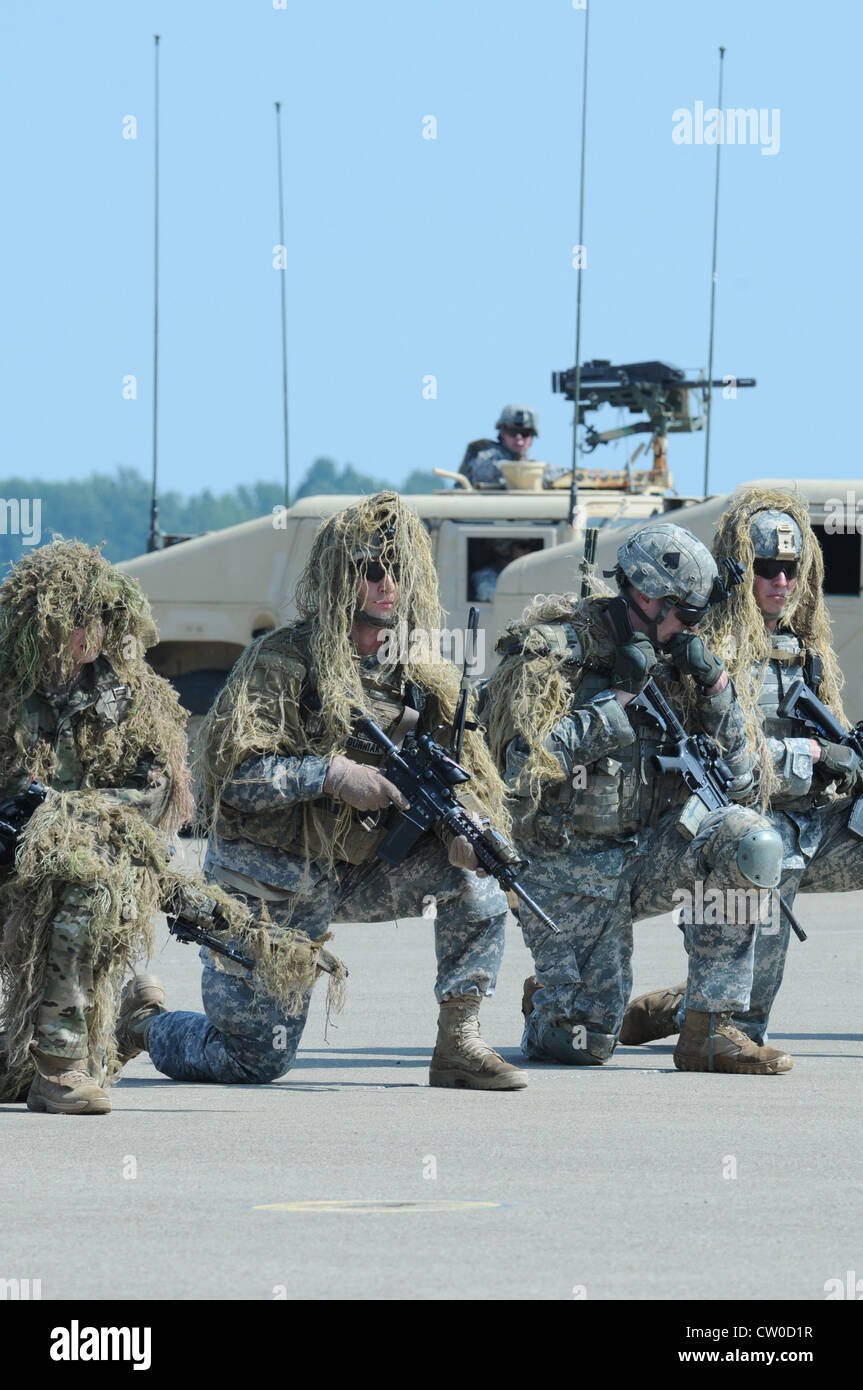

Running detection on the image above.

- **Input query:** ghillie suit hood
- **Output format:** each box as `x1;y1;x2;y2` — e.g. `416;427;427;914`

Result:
197;492;509;869
483;577;617;812
0;540;192;833
703;486;847;808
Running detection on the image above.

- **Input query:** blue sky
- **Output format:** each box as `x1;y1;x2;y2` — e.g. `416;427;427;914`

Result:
1;0;858;508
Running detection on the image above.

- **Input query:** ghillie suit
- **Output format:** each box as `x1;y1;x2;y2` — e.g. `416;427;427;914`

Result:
198;490;509;874
483;582;615;816
703;486;847;810
150;492;520;1090
0;542;191;1100
157;872;347;1023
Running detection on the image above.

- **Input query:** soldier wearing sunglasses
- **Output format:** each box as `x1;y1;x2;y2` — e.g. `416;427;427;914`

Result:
623;489;863;1050
483;521;793;1074
136;492;528;1092
459;404;566;488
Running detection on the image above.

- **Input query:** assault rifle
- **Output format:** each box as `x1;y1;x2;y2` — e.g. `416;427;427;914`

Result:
607;598;807;942
166;909;255;971
357;716;559;934
0;779;47;869
778;676;863;761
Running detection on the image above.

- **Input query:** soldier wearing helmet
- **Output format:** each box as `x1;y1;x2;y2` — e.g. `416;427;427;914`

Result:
459;404;565;488
622;487;863;1050
481;519;794;1075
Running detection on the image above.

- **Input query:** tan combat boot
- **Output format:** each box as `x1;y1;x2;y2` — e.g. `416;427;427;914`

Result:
27;1049;111;1114
115;973;166;1065
430;995;528;1090
619;982;686;1045
673;1009;793;1075
521;974;540;1020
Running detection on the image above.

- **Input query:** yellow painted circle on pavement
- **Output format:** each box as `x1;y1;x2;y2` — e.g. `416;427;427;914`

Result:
253;1199;504;1214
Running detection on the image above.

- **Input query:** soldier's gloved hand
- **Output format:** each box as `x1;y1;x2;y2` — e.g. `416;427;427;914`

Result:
323;756;409;812
611;633;657;694
815;741;863;791
666;632;725;688
446;811;489;876
448;835;479;871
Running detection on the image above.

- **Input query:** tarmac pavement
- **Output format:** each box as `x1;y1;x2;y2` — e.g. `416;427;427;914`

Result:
1;838;860;1303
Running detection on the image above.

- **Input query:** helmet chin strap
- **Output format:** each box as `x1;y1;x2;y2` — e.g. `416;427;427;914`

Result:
353;605;398;630
621;589;667;645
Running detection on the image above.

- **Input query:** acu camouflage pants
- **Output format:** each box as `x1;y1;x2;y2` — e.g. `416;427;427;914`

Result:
148;837;508;1084
521;802;776;1063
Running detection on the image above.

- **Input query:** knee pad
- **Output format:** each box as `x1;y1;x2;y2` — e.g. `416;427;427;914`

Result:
537;1023;616;1067
736;826;783;889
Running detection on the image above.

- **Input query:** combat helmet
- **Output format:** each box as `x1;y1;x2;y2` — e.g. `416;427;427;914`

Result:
749;509;803;560
496;403;539;436
616;522;728;626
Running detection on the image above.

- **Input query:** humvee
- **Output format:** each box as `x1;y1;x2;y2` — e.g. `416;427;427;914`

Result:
120;479;694;712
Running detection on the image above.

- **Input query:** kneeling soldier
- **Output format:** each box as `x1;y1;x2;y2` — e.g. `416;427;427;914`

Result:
483;522;793;1074
622;489;863;1048
135;492;526;1090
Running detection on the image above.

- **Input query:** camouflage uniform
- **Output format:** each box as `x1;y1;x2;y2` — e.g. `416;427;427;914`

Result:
716;631;863;1043
460;443;566;490
148;631;509;1084
4;660;172;1061
493;593;780;1065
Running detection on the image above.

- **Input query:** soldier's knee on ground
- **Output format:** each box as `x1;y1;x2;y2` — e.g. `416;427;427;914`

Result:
525;1018;616;1066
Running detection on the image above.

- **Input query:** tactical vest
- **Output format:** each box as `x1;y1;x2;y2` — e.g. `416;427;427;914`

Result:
217;624;427;867
753;633;816;809
502;600;695;844
11;659;132;794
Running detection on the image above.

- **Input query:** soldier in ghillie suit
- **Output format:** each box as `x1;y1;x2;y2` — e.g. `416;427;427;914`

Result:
483;521;795;1075
135;492;526;1090
0;541;195;1114
622;489;863;1048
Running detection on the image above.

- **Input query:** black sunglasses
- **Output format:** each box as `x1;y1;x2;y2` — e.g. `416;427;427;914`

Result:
673;603;710;626
359;560;400;584
753;559;798;580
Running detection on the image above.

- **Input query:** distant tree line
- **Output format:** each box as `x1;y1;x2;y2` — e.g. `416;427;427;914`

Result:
0;458;440;569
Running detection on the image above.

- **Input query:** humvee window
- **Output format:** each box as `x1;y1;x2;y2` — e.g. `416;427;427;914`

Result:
468;536;545;603
811;525;861;596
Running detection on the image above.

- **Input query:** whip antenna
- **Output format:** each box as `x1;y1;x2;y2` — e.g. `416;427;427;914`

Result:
567;1;590;530
703;44;725;496
275;101;290;507
147;35;162;552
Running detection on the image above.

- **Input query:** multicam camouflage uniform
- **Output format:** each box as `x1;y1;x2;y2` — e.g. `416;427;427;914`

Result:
148;631;509;1085
8;664;174;1061
0;541;194;1109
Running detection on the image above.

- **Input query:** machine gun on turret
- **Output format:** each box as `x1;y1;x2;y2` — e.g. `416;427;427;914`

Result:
552;359;756;483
